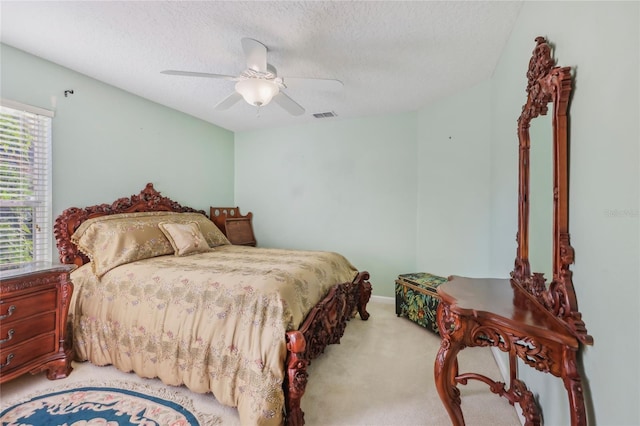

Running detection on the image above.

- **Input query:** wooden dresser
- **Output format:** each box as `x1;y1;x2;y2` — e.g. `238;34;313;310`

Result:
0;262;74;383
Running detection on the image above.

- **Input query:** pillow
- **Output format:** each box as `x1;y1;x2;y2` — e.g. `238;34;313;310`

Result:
158;221;212;256
71;211;230;277
167;213;231;247
71;211;176;277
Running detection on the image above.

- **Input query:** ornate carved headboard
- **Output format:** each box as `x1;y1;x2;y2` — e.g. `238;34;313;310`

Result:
510;37;592;345
54;183;205;266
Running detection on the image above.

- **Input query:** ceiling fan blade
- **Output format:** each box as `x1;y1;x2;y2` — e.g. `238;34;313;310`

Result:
280;77;344;91
161;70;237;81
214;92;243;110
272;92;305;116
241;38;268;73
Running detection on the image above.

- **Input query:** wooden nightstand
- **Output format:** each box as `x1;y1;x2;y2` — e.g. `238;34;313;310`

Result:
0;262;75;383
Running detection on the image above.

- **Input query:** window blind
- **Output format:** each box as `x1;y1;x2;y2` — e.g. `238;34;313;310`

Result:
0;101;53;267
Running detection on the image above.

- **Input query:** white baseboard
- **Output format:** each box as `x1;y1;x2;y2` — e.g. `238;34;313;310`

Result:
490;347;526;425
370;294;394;304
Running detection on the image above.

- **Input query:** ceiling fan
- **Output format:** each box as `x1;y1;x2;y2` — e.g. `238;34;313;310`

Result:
161;38;343;116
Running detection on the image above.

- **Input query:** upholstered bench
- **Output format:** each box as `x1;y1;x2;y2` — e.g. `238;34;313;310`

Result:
395;272;448;334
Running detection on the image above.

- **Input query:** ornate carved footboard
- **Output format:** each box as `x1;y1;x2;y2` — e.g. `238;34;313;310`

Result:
54;183;372;426
284;271;371;426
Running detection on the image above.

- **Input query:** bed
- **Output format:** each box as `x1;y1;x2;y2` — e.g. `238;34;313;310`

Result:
54;183;372;426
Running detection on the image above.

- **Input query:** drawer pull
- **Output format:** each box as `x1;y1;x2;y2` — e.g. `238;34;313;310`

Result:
0;353;14;369
0;305;16;320
0;329;15;344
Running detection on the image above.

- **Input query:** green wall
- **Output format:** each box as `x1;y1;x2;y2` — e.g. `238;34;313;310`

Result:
235;114;418;298
1;43;235;261
416;79;492;278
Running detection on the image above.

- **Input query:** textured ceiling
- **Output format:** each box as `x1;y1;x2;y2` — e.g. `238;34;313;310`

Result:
1;1;523;132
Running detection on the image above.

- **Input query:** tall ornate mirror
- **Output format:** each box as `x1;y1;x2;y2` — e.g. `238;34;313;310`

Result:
511;37;592;345
435;37;593;426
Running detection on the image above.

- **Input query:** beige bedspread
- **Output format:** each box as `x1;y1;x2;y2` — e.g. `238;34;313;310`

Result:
69;245;359;426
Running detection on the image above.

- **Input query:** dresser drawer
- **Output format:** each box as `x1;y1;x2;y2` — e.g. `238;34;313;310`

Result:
0;312;56;349
0;333;56;375
0;289;57;324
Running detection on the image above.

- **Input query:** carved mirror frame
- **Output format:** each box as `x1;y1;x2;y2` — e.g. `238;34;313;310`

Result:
511;37;592;345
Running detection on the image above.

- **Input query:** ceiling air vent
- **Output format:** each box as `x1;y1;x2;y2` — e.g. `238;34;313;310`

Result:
313;111;337;119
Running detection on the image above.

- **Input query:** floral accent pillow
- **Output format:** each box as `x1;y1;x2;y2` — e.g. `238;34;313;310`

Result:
159;221;212;256
170;213;231;247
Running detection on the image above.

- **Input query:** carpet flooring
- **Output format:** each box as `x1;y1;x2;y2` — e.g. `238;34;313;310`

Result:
0;299;521;425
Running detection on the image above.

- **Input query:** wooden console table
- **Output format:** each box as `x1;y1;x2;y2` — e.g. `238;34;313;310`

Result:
433;37;593;426
434;276;586;426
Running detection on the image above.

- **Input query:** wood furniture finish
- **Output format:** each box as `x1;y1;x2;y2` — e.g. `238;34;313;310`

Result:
210;206;257;246
0;262;74;383
54;183;372;426
434;37;593;426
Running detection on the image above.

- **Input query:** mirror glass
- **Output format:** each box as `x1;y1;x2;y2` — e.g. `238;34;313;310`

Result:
528;114;553;282
511;36;592;345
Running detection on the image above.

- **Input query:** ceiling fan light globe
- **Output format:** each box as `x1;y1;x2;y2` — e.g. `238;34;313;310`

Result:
235;79;279;107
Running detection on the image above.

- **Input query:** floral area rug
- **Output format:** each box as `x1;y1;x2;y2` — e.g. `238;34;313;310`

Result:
0;380;221;425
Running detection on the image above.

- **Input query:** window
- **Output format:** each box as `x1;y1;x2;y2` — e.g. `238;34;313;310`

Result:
0;100;53;267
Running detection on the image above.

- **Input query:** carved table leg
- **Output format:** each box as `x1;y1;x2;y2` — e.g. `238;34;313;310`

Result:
562;346;587;426
434;302;465;425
